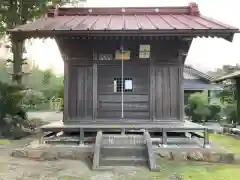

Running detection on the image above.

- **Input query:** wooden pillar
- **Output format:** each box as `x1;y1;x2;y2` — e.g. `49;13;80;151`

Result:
235;78;240;124
178;51;185;121
92;63;98;120
39;129;44;144
207;90;211;104
161;128;167;146
63;58;69;122
178;65;184;121
11;36;24;84
150;59;156;121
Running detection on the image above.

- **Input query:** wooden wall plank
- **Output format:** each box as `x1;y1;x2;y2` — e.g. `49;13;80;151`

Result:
155;65;181;120
178;66;184;121
149;60;156;121
92;63;98;120
63;60;69;122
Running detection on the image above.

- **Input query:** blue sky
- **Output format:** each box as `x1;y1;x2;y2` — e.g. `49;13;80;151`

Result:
1;0;240;75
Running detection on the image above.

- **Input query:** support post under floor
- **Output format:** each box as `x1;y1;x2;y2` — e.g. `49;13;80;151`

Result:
39;129;44;144
80;128;84;145
162;128;167;146
203;128;209;148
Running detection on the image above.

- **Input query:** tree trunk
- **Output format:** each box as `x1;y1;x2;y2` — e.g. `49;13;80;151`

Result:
11;39;23;84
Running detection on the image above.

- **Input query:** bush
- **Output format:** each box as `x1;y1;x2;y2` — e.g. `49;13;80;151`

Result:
223;103;238;124
22;118;47;132
206;104;222;121
186;92;210;123
21;89;46;110
193;105;211;123
0;81;28;138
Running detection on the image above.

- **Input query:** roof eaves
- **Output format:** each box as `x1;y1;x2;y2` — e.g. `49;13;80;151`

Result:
214;71;240;82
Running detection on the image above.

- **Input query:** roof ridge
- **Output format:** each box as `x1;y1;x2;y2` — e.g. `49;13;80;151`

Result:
47;2;200;17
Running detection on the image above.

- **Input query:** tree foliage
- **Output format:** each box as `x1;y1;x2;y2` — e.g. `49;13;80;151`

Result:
0;0;69;83
186;92;210;123
21;89;46;109
0;81;26;132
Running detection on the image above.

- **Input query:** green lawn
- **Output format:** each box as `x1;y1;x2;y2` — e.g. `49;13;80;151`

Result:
144;159;240;180
59;160;240;180
210;133;240;154
0;139;12;145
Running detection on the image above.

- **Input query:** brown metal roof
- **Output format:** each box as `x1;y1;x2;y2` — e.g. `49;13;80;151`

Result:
9;2;239;35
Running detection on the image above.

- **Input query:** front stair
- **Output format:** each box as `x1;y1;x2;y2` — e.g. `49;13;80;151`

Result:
92;131;158;171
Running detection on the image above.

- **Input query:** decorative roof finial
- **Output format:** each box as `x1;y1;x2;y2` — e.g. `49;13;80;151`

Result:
189;2;200;16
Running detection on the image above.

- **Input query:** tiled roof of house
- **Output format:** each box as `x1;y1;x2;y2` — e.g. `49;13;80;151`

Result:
214;71;240;82
184;65;214;81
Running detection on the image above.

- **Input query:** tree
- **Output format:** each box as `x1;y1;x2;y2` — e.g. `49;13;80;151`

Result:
42;69;53;84
186;92;210;123
21;89;46;109
0;0;68;84
0;81;26;131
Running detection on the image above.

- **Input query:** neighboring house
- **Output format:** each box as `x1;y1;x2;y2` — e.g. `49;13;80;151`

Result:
184;65;222;105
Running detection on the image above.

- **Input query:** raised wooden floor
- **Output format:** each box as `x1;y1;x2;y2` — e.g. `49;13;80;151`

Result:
39;120;210;149
41;120;206;132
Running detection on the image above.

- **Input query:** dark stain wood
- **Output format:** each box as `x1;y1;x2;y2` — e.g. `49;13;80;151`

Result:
92;63;98;120
98;65;149;119
63;60;69;121
59;38;190;123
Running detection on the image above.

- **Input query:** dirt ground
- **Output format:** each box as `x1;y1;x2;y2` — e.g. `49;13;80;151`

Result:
0;137;155;180
2;135;240;180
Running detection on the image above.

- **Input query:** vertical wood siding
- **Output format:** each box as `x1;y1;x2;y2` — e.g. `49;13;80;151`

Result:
155;66;181;120
58;38;189;122
69;66;93;119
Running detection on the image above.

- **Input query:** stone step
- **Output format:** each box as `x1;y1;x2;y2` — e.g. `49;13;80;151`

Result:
99;156;148;166
101;145;147;157
102;134;145;145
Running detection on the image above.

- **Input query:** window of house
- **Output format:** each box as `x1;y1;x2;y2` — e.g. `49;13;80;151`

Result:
113;78;133;92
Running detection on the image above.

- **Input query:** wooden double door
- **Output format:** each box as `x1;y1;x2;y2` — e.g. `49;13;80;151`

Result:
97;64;150;119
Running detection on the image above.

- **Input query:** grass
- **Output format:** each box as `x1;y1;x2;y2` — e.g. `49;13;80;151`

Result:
209;133;240;154
123;160;240;180
0;139;12;145
58;160;240;180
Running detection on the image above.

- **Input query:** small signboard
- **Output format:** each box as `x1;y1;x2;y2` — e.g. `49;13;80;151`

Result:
139;44;151;59
115;50;131;60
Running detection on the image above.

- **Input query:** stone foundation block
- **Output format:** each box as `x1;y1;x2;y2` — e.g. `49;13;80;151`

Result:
11;148;27;158
157;151;235;164
158;152;172;160
219;153;234;163
59;150;74;159
187;152;204;161
40;151;59;161
27;149;45;160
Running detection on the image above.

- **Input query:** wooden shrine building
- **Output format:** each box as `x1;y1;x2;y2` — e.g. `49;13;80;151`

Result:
8;3;239;170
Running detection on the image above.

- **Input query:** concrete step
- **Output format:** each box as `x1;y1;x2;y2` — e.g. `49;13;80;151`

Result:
99;156;148;166
101;145;147;157
102;134;145;145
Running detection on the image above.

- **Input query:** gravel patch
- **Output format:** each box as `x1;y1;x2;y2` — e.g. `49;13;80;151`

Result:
0;137;145;180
